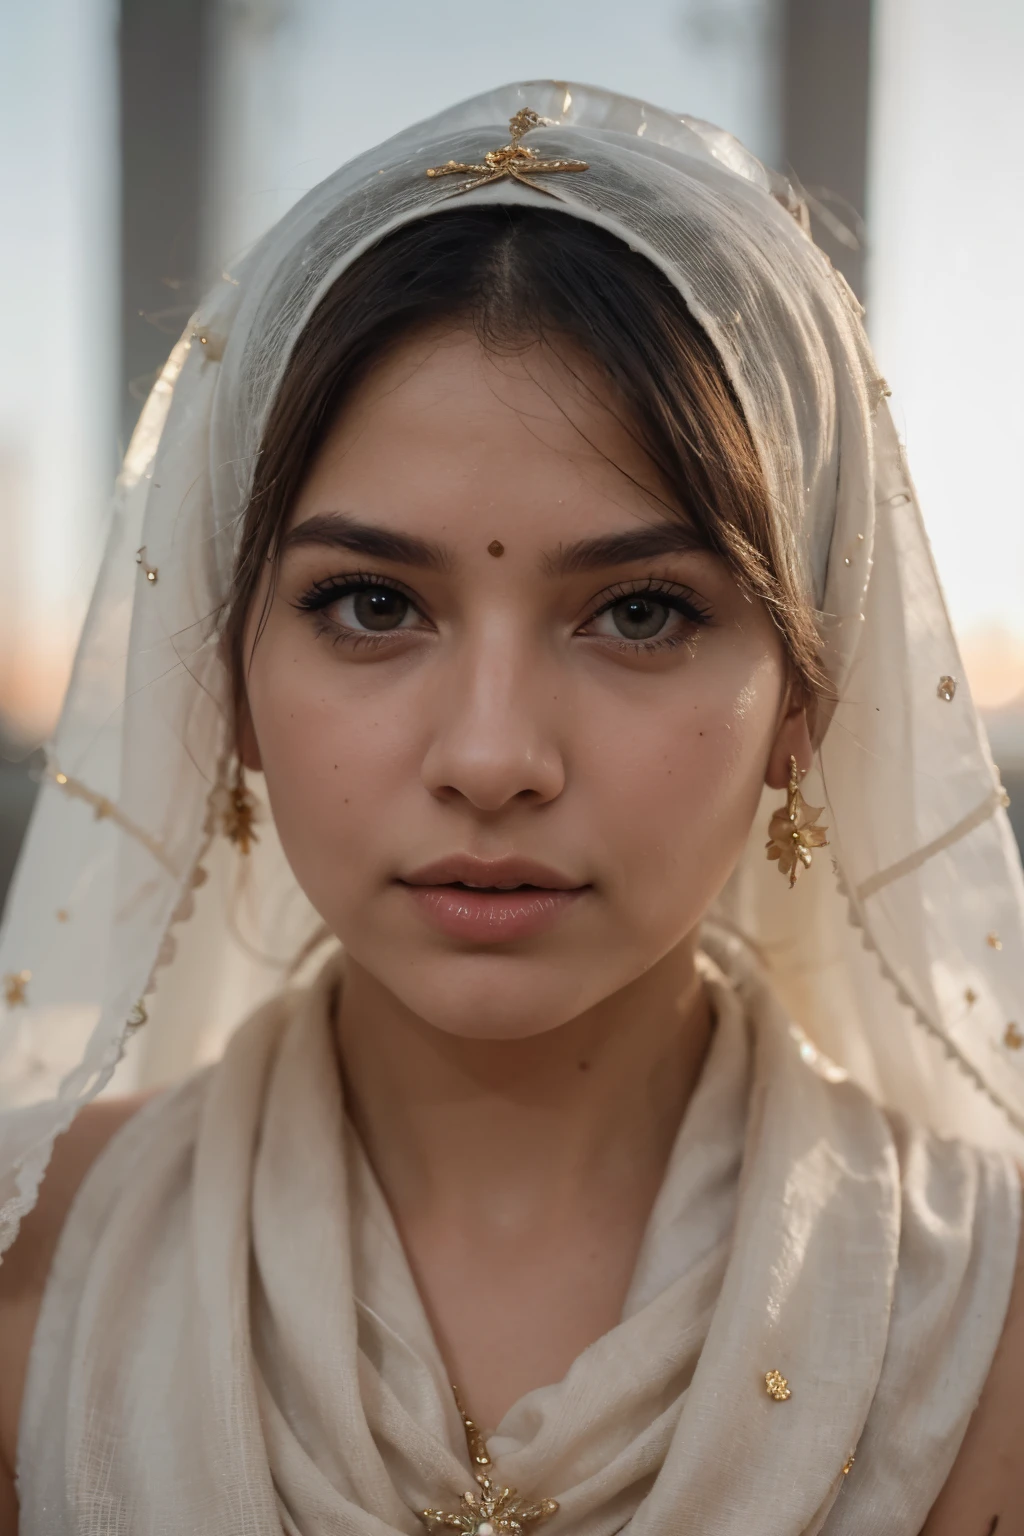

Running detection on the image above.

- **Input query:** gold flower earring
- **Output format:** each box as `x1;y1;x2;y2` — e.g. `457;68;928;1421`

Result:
221;760;259;855
766;756;828;886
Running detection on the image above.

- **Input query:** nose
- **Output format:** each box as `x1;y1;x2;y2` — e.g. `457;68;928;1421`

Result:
420;630;566;812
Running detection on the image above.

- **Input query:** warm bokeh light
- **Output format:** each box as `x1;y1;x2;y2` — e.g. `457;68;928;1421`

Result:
960;628;1024;715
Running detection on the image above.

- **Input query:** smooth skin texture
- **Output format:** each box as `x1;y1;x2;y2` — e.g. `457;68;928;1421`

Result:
240;327;799;1425
1;327;1022;1533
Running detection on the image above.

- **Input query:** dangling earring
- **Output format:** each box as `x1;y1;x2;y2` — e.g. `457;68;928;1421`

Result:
766;756;828;887
221;760;259;855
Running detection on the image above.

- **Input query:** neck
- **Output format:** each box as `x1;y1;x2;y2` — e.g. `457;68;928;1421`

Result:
334;942;712;1230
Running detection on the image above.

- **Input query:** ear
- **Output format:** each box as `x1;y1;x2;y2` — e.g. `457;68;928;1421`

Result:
236;695;263;773
764;683;814;792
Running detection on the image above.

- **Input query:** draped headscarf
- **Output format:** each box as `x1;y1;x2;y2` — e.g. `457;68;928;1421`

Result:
2;78;1023;1263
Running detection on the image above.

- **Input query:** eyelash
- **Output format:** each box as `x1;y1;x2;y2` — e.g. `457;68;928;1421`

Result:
293;571;713;653
584;578;713;652
293;572;419;651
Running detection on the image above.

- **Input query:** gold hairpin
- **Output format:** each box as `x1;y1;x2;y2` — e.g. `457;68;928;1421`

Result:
426;108;588;197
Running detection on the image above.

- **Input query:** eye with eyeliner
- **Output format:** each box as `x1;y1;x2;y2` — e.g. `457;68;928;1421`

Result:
579;577;714;652
292;571;428;648
291;569;714;654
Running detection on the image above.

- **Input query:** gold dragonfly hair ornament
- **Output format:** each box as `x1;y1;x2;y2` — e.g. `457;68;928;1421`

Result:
426;108;589;196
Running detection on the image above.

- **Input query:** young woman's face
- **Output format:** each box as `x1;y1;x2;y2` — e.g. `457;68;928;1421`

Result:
242;326;805;1039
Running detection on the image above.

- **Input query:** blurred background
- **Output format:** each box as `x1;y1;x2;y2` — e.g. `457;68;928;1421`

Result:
1;0;1023;906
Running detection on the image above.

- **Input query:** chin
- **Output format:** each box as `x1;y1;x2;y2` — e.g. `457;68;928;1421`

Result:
375;947;602;1041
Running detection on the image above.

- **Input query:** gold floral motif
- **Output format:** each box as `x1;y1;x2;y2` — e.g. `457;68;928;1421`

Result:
420;1387;558;1533
126;999;149;1030
421;1481;559;1534
764;1369;791;1402
1004;1022;1023;1051
987;932;1003;951
426;108;588;196
765;757;828;887
220;762;259;855
3;970;31;1007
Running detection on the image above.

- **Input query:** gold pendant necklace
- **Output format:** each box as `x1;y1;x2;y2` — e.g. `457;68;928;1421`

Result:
420;1386;559;1533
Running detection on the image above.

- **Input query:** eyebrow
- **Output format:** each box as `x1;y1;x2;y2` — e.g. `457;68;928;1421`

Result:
280;512;450;570
280;511;705;575
544;522;707;575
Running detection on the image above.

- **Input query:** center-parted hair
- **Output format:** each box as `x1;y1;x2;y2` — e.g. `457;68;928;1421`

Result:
226;207;824;705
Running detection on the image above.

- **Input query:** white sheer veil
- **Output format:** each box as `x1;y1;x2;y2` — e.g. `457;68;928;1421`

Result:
2;79;1023;1259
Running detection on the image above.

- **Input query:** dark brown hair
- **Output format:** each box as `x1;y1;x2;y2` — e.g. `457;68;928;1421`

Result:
225;207;822;707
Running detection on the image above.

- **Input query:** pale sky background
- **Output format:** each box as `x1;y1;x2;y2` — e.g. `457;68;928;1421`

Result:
868;0;1024;708
1;0;1022;736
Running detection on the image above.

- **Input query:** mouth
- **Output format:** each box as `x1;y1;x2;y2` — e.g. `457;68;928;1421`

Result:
397;856;588;943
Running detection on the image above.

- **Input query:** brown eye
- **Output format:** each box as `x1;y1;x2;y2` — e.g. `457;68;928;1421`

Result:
609;595;670;640
344;588;411;631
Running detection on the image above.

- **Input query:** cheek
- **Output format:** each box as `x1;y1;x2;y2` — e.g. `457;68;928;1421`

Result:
245;637;419;879
583;648;782;913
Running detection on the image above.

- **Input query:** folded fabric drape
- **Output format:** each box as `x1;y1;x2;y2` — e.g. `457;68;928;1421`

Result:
18;940;1018;1535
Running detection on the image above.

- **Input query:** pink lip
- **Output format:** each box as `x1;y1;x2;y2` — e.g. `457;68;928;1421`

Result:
399;855;588;944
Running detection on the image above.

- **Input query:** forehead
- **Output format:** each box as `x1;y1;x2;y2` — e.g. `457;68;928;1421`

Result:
290;325;681;545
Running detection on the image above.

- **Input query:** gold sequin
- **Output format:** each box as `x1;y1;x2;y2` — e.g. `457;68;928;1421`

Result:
987;932;1002;951
1004;1022;1023;1050
190;328;225;361
56;908;70;923
842;1454;856;1476
3;970;31;1007
764;1369;791;1401
964;987;978;1007
135;547;158;585
937;675;956;702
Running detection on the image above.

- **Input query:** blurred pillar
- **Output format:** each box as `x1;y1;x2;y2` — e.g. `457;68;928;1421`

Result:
780;0;873;298
119;0;210;446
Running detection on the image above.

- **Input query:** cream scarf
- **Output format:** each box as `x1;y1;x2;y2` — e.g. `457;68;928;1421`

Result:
18;945;1019;1535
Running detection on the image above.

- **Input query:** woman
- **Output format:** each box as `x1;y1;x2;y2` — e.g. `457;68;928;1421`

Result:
0;80;1022;1534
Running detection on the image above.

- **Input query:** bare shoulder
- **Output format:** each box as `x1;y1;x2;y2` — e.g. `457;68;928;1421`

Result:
0;1091;156;1517
920;1170;1024;1536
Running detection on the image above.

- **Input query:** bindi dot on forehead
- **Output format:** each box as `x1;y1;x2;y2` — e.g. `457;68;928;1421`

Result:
487;540;505;558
